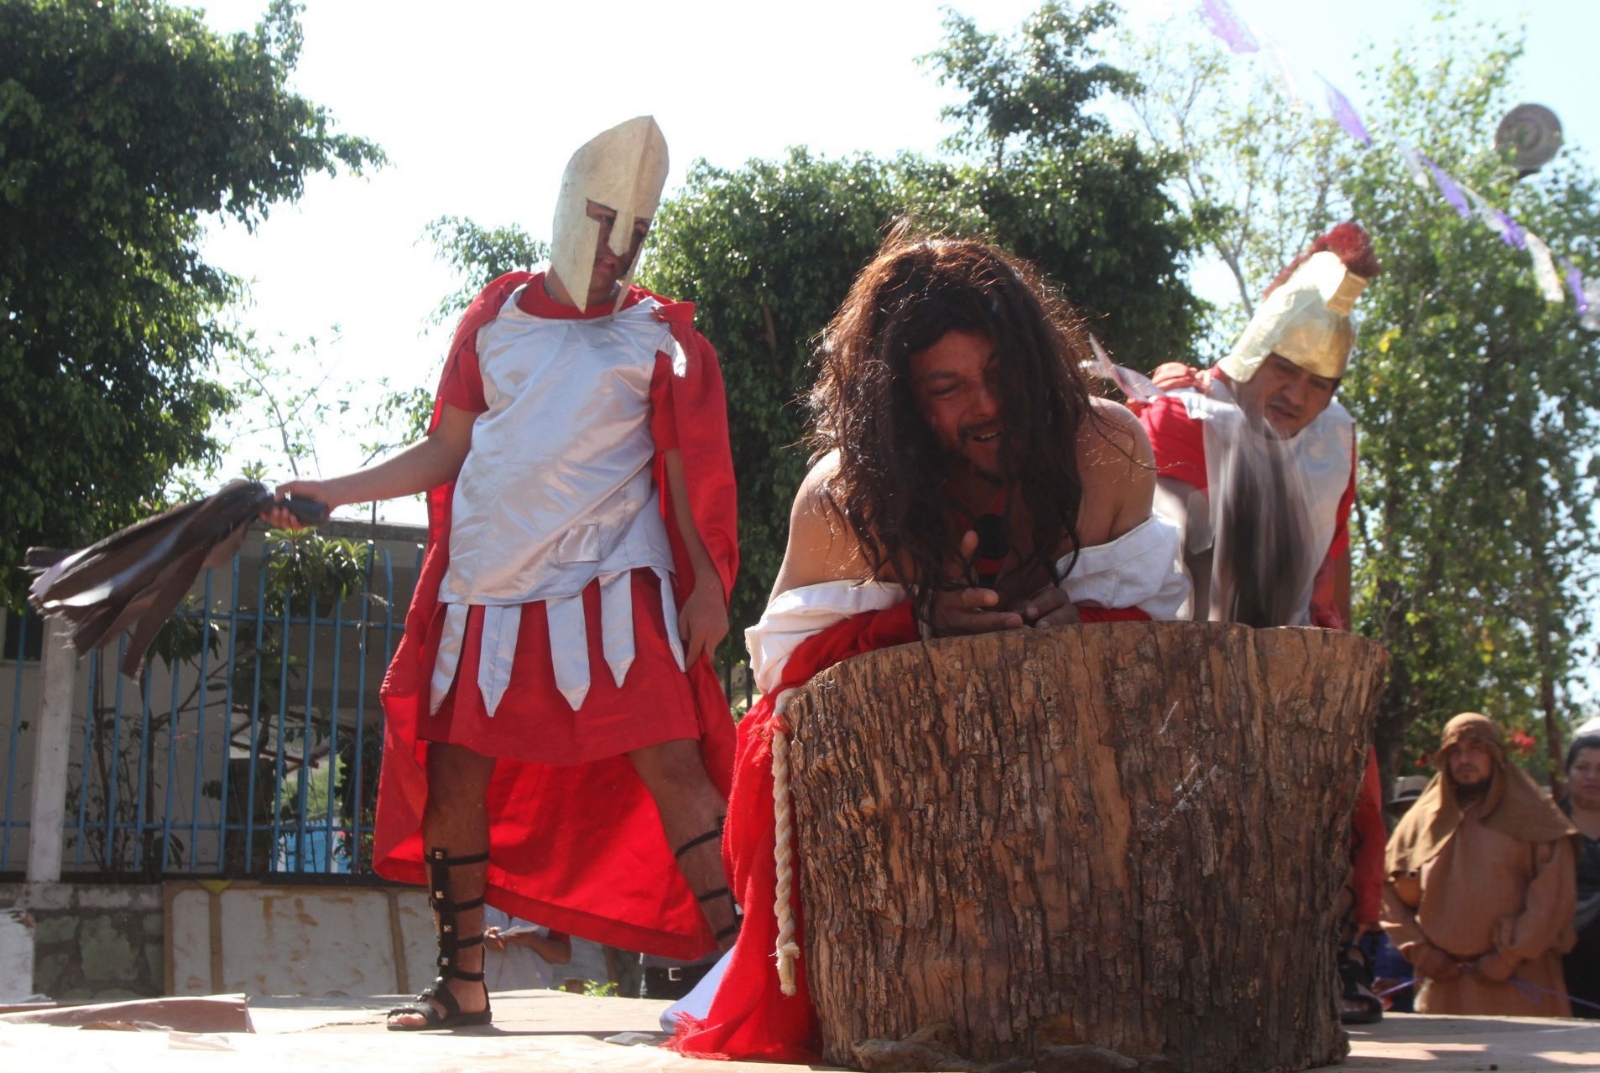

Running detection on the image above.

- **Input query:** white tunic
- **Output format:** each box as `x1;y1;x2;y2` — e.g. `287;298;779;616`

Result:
1161;382;1353;625
430;288;690;716
745;516;1188;694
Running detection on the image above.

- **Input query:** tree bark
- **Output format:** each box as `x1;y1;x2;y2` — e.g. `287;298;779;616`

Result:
785;621;1387;1073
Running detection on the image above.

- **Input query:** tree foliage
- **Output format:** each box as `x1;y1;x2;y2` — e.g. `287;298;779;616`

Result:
1125;7;1600;779
1123;23;1343;348
929;1;1138;163
642;152;909;641
1338;19;1600;780
422;215;549;329
923;2;1201;367
641;4;1198;645
0;0;382;605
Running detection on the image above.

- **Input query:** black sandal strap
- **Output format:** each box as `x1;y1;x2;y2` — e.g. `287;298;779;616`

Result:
674;825;723;859
429;848;490;867
391;979;463;1022
437;946;488;979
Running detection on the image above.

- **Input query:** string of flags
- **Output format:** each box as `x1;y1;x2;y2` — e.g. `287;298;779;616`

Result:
1198;0;1598;330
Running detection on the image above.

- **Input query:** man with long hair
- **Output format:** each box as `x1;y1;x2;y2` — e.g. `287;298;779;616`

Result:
669;226;1187;1062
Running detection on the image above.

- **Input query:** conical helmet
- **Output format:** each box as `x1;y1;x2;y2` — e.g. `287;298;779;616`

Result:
1219;222;1381;382
549;116;670;314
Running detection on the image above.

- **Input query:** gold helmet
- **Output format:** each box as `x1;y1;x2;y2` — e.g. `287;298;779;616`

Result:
1219;222;1380;382
549;116;670;314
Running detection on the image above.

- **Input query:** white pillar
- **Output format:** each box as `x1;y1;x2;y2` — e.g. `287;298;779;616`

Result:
26;619;76;883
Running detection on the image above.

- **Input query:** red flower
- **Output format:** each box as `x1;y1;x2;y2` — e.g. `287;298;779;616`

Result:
1507;729;1538;757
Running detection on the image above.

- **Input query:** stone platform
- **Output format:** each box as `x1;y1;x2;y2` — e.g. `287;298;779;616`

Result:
1;989;1597;1072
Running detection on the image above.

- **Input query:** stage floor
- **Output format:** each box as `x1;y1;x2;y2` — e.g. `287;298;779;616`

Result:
2;989;1597;1071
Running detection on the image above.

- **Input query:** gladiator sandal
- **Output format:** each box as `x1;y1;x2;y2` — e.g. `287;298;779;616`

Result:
387;848;493;1031
675;822;742;946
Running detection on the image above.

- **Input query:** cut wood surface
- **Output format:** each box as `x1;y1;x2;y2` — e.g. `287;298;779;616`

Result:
785;621;1387;1073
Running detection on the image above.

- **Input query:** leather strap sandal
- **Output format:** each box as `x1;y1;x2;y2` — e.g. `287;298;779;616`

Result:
1338;943;1384;1025
387;848;493;1031
676;823;741;945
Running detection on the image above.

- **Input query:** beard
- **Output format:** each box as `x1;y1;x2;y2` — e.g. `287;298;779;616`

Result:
1452;772;1493;805
946;424;1007;485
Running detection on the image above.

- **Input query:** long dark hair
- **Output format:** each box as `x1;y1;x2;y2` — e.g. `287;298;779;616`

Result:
808;224;1099;623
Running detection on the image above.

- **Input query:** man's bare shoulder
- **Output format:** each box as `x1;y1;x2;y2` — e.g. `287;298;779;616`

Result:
1078;397;1154;465
1075;397;1156;543
770;452;873;597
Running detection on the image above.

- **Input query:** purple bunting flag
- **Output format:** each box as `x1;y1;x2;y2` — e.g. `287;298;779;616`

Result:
1192;4;1589;329
1419;155;1474;220
1320;76;1371;147
1493;209;1527;250
1199;0;1259;54
1565;260;1591;317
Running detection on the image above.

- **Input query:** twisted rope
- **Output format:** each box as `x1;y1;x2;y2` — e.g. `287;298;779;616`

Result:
771;691;800;996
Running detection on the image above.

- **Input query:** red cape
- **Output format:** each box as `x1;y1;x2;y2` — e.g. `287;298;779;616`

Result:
372;272;740;960
670;603;1147;1061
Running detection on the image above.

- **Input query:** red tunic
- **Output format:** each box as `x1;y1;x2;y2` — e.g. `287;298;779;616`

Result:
373;272;740;960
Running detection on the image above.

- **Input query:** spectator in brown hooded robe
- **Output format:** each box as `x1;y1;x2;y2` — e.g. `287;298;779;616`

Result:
1382;712;1579;1016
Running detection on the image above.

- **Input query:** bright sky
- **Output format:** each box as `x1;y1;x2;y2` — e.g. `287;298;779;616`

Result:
193;0;1600;526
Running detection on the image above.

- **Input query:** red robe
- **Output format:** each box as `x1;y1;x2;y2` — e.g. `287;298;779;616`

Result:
671;603;1147;1062
372;272;739;960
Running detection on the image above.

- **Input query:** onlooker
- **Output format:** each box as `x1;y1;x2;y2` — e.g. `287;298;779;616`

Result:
1382;713;1579;1016
481;905;571;993
1562;733;1600;1018
1386;775;1430;828
640;948;721;1000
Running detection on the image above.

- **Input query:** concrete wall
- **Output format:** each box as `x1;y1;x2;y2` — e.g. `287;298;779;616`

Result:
0;882;164;1002
0;880;431;1001
0;880;635;1001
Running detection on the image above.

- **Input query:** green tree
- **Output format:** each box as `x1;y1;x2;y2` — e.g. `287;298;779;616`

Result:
642;151;909;643
923;2;1202;366
1122;22;1343;350
1123;7;1600;782
0;0;382;605
423;215;549;329
1338;18;1600;783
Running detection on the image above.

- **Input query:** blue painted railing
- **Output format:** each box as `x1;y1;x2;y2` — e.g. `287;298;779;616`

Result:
0;537;418;877
1;540;757;879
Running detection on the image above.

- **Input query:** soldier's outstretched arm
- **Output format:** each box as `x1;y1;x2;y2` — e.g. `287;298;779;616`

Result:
261;404;476;528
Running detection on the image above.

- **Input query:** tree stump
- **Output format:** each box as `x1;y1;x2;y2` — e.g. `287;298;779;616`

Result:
785;621;1387;1073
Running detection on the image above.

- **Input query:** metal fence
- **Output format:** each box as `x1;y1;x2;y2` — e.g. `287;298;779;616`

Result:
2;537;416;878
2;535;756;880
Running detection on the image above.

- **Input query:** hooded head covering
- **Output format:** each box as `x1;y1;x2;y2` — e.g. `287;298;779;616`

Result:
1386;712;1577;880
1219;221;1381;383
549;116;670;314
